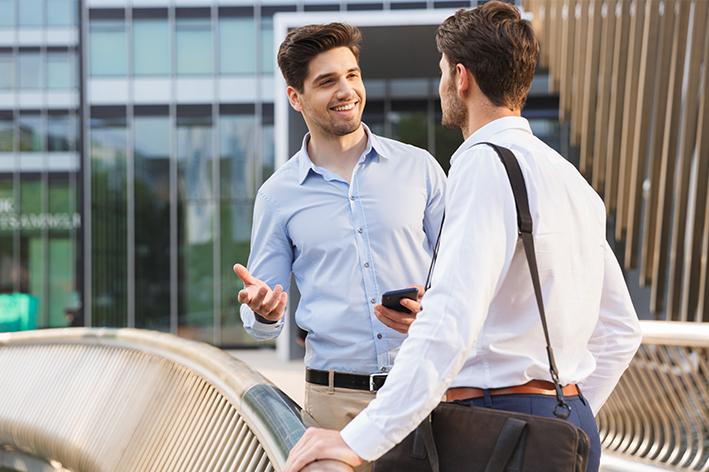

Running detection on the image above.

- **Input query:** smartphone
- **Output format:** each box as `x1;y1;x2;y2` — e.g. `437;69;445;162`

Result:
381;287;418;313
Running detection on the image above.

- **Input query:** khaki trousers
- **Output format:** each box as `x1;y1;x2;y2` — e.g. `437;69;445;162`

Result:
301;382;377;472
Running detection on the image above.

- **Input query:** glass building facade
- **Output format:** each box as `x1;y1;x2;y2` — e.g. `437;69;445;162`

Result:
0;0;80;333
0;0;564;347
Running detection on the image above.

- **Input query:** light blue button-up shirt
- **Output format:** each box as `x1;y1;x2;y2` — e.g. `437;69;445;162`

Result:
240;125;446;374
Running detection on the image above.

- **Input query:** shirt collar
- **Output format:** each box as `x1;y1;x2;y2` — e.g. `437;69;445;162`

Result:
450;116;533;166
297;123;384;184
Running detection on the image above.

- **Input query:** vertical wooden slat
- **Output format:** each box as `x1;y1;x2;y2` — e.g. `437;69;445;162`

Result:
650;0;691;317
624;0;661;270
559;0;577;122
539;0;552;69
639;0;678;287
667;0;708;321
526;0;546;66
604;0;632;217
571;0;589;147
579;0;604;180
548;0;562;94
616;0;646;243
591;0;618;197
680;14;709;322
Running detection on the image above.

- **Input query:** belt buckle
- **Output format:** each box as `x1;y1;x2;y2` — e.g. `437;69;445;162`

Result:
369;373;387;392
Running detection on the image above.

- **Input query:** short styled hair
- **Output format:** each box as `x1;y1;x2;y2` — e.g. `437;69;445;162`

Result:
436;1;539;110
277;22;362;93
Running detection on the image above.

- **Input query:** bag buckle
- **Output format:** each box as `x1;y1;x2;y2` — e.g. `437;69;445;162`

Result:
369;373;387;391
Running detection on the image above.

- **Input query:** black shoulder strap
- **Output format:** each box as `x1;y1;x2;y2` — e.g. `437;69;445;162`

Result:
479;142;569;419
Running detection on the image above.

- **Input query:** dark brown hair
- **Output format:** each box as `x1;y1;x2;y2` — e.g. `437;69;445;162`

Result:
277;23;362;93
436;1;539;110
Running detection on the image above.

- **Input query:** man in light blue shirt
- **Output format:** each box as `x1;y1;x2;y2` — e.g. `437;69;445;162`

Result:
234;23;446;459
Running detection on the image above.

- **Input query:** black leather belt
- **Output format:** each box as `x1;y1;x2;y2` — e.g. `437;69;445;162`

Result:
306;367;387;392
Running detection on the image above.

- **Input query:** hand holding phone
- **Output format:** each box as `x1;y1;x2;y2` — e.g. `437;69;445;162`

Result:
381;287;419;314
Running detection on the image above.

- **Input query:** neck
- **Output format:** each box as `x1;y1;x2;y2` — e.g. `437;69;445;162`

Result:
307;125;368;181
462;104;521;141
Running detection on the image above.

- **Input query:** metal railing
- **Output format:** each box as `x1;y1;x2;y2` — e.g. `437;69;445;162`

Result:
0;328;307;472
598;320;709;471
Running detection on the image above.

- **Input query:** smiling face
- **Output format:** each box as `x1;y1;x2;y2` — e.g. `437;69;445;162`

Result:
288;47;366;138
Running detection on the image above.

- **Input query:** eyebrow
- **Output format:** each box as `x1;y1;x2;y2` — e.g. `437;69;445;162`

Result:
311;67;361;84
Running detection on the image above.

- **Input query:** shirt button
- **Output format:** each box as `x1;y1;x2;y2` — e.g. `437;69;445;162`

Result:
358;228;363;233
377;334;382;339
364;262;370;268
350;195;355;200
371;299;376;304
381;367;386;373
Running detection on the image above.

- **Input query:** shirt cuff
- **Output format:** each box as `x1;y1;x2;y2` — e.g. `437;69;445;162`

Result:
249;314;284;338
340;409;396;462
254;312;279;324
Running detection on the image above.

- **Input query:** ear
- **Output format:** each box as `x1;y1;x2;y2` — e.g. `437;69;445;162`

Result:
455;63;472;98
287;86;304;112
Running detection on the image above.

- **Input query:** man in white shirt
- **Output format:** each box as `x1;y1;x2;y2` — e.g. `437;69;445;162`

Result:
283;3;642;472
235;23;446;471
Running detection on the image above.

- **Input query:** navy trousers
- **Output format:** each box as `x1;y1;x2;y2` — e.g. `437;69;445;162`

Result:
461;390;601;472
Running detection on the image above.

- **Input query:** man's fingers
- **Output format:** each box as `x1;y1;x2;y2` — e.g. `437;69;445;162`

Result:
406;284;426;301
374;306;416;334
400;298;422;313
301;460;354;471
274;291;288;316
261;284;284;313
237;289;251;304
285;429;362;472
233;263;255;286
250;285;269;308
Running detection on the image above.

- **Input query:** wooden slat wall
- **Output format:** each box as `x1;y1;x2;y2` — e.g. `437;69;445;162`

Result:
521;0;709;321
649;0;691;317
590;0;617;197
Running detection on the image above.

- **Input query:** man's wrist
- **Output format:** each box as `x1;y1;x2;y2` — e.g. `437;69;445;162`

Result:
254;313;279;324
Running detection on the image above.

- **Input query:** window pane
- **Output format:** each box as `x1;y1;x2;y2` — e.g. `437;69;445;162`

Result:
219;114;257;199
19;52;41;89
46;0;76;27
48;113;72;151
20;179;42;216
176;19;212;75
133;19;169;76
49;237;73;327
389;110;428;150
0;53;13;89
0;115;12;152
47;53;74;89
19;0;42;27
261;17;274;74
134;116;171;331
19;114;43;152
91;117;128;327
177;116;213;342
90;20;127;76
219;17;255;75
0;0;14;27
262;121;275;180
219;114;257;345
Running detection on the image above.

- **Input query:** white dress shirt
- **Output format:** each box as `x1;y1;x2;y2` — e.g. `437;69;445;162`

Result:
240;124;447;373
340;116;642;460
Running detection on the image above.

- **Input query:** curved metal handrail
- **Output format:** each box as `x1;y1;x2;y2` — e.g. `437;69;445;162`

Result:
0;327;307;472
598;321;709;471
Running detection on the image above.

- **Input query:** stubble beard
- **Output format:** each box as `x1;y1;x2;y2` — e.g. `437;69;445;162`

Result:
441;81;468;132
312;97;365;137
